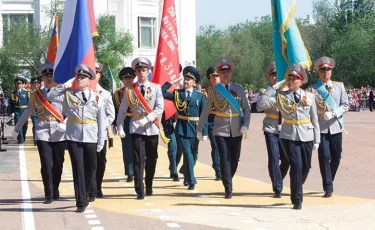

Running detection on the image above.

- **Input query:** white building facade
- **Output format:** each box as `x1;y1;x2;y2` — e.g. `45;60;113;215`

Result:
0;0;196;68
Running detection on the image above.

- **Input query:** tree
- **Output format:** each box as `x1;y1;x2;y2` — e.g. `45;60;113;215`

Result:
93;15;133;91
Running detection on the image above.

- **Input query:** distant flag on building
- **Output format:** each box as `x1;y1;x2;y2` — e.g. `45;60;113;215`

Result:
88;0;98;36
108;67;117;94
46;16;59;64
151;0;180;120
53;0;97;91
271;0;312;81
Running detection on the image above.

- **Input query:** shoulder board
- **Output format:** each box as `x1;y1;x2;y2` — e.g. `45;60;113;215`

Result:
196;90;204;94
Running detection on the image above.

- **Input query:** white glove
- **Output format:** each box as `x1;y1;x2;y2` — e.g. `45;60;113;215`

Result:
240;126;248;134
323;112;334;121
97;145;104;152
313;143;320;151
202;136;208;141
272;80;285;90
171;76;184;86
137;117;148;127
197;131;203;140
118;129;126;138
111;125;117;136
11;129;19;139
64;78;75;89
11;113;15;118
57;119;67;132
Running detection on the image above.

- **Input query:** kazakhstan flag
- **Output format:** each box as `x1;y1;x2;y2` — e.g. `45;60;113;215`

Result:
272;0;312;81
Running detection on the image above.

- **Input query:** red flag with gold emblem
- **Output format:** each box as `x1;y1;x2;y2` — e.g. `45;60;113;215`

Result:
151;0;180;120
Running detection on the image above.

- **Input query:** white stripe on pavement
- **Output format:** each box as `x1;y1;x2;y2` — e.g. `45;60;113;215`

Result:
19;144;36;230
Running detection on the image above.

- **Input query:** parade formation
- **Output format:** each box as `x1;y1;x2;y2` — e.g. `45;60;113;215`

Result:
5;0;353;216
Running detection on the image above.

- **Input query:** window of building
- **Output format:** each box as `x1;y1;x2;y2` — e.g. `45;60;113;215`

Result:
138;17;156;49
2;14;34;45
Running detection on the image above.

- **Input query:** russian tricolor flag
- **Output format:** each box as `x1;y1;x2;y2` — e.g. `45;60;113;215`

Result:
53;0;97;90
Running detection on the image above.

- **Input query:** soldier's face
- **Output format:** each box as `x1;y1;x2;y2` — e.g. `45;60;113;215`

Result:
135;67;149;83
42;74;53;87
287;75;302;91
16;83;23;90
32;82;40;90
76;75;90;89
209;74;220;86
122;77;133;87
318;68;332;82
267;72;277;85
183;76;195;89
96;71;101;80
218;69;232;85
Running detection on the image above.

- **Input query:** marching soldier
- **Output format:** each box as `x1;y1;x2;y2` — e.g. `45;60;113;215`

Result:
116;57;164;200
258;63;320;210
9;76;30;144
114;67;136;182
204;67;221;181
310;57;349;198
256;63;289;198
89;62;115;201
24;77;32;91
30;76;42;145
12;64;66;204
47;64;106;213
162;66;208;190
197;57;251;199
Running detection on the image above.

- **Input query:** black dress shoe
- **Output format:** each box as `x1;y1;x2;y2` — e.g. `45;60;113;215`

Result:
293;202;302;210
183;178;188;186
17;140;25;144
75;206;86;213
136;193;145;200
126;175;134;182
215;175;221;181
323;191;332;198
225;192;232;199
172;174;180;182
170;173;173;179
89;196;96;202
146;187;153;196
43;198;53;204
97;191;104;198
273;192;282;198
187;184;195;190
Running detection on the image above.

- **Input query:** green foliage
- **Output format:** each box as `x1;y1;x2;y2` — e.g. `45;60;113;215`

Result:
93;15;133;91
196;0;375;88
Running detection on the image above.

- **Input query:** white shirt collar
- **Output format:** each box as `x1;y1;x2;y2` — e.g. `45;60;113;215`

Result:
137;80;149;88
322;80;333;87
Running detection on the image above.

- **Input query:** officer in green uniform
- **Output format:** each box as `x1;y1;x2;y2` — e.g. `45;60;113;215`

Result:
9;76;30;144
162;66;208;190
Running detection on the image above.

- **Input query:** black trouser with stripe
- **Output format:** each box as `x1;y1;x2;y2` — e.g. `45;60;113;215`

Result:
281;139;313;204
131;134;158;195
36;140;66;199
318;132;342;193
215;135;243;193
67;141;97;207
90;140;107;197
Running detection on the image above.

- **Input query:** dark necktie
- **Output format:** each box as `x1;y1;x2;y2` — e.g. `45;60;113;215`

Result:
140;85;145;96
293;92;300;103
82;91;87;103
47;88;50;93
187;91;191;103
225;85;229;91
325;85;329;90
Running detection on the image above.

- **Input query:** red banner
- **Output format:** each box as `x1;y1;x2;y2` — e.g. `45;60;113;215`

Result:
88;0;98;37
151;0;180;120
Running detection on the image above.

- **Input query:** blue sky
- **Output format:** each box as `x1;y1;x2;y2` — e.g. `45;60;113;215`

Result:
196;0;314;29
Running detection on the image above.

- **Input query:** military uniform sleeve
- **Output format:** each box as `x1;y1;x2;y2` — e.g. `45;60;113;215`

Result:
14;95;34;132
197;89;213;133
105;94;116;128
161;82;174;101
240;87;251;129
97;98;106;146
116;90;129;131
309;93;320;144
334;83;349;118
146;85;164;122
46;84;66;103
257;87;277;110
